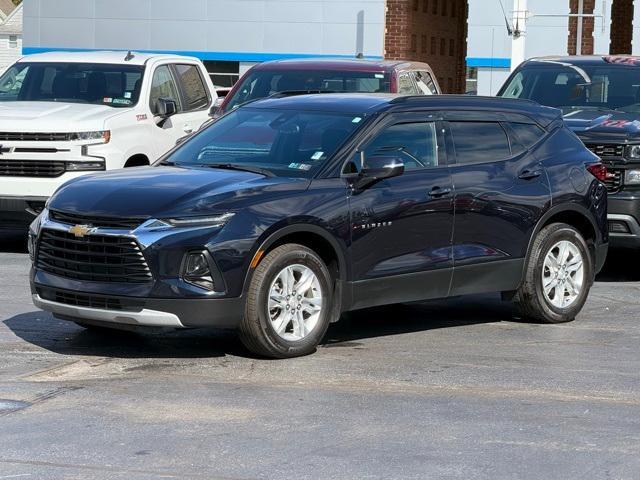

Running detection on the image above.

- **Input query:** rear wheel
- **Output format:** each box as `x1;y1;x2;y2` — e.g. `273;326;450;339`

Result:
239;244;333;358
515;223;593;323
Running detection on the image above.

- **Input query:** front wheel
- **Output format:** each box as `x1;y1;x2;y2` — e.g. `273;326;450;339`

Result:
515;223;593;324
239;244;333;358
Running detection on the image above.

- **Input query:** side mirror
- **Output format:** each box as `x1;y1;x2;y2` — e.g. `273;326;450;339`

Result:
156;97;177;118
209;97;223;118
351;155;405;190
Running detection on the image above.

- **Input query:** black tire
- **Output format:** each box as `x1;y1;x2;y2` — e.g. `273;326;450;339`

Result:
515;223;593;324
238;244;333;358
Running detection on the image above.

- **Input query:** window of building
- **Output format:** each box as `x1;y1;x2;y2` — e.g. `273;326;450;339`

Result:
421;35;427;53
413;0;419;11
432;0;438;14
447;78;453;92
431;37;437;55
9;35;17;49
465;67;478;95
450;122;512;164
441;0;447;16
411;34;417;52
423;0;428;13
449;39;455;56
440;38;446;55
203;61;240;88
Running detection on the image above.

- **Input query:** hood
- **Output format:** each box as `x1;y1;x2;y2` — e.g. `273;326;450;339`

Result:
0;101;121;132
48;166;310;219
563;108;640;142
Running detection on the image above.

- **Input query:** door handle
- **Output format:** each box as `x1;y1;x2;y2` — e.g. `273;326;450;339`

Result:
428;186;452;198
518;169;542;180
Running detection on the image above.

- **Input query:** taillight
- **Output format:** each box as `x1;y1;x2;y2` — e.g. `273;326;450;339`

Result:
587;163;609;182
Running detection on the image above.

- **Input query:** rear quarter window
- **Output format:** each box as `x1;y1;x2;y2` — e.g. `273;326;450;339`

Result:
450;121;512;164
510;122;546;148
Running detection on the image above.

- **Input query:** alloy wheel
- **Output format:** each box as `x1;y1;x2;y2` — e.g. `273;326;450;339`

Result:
267;264;323;341
541;240;585;309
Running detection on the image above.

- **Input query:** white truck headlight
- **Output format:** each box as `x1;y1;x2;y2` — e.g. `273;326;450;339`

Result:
68;131;111;143
626;145;640;159
65;160;106;171
625;169;640;185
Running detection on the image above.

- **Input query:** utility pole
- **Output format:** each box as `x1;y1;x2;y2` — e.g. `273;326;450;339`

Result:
511;0;528;72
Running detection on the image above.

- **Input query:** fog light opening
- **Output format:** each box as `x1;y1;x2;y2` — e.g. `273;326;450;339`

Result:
183;252;215;291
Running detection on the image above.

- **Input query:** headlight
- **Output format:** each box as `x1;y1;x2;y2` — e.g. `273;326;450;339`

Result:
27;207;47;262
68;131;111;143
626;145;640;159
163;213;235;228
625;169;640;185
65;160;106;172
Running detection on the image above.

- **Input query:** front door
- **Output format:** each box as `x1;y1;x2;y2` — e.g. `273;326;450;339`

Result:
346;114;454;309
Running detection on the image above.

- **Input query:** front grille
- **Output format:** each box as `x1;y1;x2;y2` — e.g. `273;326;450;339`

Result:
604;168;624;193
586;144;625;158
37;287;144;311
36;229;152;283
0;159;65;177
49;210;144;230
0;132;70;142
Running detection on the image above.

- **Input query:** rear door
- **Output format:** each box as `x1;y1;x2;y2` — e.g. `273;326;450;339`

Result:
444;113;551;295
346;112;455;309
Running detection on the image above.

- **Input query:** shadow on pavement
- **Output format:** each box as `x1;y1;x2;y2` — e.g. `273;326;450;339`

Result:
596;248;640;282
4;294;513;358
323;293;514;345
3;311;240;359
0;232;28;254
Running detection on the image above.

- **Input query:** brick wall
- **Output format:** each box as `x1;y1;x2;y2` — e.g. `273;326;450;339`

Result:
568;0;595;55
610;0;634;54
384;0;468;93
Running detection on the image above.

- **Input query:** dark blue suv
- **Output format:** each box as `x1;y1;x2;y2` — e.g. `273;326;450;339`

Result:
29;94;608;358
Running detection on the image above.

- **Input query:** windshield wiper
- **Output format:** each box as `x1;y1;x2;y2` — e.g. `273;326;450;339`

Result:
200;163;275;177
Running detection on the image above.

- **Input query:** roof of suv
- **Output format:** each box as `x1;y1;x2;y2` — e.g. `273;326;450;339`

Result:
523;55;640;67
250;58;432;72
247;93;561;125
18;50;199;66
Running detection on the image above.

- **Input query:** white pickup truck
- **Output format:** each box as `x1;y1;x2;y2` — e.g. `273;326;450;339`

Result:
0;50;217;230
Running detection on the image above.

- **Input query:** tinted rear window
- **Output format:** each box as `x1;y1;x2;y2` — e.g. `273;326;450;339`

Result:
450;122;511;164
510;122;545;148
225;69;391;111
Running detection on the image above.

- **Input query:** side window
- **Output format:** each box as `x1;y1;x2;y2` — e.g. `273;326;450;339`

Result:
362;122;439;171
149;65;181;114
174;64;209;111
509;122;546;148
0;64;28;100
501;72;524;98
450;121;511;164
397;73;418;94
415;71;438;95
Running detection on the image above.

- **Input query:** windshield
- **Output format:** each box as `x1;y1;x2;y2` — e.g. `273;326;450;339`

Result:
225;69;391;111
0;62;145;107
164;107;365;178
500;63;640;113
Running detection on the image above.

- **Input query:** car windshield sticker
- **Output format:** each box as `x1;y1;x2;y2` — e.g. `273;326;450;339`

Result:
375;74;384;79
111;98;132;105
103;97;113;103
311;151;324;161
124;91;132;99
288;162;312;171
352;117;362;123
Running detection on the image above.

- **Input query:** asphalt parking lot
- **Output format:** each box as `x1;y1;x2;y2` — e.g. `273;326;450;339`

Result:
1;233;639;480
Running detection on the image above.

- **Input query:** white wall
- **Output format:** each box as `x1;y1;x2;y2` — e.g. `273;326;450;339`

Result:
23;0;386;59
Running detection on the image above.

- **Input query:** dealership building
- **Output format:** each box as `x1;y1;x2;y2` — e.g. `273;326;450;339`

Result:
20;0;640;95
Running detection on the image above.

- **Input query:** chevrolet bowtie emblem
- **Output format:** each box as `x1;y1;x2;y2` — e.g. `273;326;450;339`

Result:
69;224;94;238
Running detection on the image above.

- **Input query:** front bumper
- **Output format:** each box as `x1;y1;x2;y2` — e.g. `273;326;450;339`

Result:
607;192;640;248
0;196;47;230
31;286;244;328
